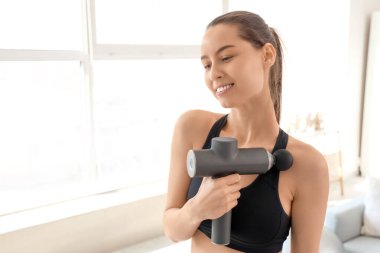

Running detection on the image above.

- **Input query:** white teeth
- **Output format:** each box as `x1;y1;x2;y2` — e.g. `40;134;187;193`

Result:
216;84;233;93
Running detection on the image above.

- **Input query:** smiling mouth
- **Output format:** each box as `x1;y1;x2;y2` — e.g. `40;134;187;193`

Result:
216;83;234;95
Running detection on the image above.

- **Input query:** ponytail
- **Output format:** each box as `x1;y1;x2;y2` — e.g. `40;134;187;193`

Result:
269;28;283;123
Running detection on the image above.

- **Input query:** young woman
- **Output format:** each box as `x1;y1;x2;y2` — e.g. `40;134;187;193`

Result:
163;11;329;253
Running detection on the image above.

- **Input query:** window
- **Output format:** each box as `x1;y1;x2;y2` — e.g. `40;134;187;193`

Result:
95;0;222;45
0;0;82;50
0;61;87;214
91;0;226;188
0;0;86;215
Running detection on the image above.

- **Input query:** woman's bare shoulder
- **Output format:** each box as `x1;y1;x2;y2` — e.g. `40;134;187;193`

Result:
174;110;225;148
286;135;328;184
285;136;329;249
176;109;223;124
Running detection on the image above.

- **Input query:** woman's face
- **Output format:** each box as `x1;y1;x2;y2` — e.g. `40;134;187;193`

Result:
201;24;268;108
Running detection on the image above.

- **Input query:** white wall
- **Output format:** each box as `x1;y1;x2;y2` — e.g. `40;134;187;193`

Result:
345;0;380;176
361;11;380;178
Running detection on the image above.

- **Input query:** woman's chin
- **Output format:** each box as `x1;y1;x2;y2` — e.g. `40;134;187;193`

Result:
219;101;233;108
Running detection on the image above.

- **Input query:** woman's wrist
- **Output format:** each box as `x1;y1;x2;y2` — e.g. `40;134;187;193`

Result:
184;197;204;226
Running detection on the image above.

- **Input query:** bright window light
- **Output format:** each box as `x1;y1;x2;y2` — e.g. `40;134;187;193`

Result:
93;59;225;186
95;0;222;45
0;0;82;50
0;61;86;215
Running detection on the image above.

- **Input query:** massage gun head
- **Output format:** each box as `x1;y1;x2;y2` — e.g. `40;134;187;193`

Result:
273;149;293;171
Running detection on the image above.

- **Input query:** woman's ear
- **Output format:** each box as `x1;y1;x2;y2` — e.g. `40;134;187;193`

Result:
262;43;276;68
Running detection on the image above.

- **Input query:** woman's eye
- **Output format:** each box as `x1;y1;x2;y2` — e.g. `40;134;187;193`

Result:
222;56;233;62
203;64;211;70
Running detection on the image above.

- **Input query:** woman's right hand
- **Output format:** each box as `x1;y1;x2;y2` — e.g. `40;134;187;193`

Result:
192;173;242;221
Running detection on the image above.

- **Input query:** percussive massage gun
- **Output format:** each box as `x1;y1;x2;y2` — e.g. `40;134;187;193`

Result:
187;137;293;245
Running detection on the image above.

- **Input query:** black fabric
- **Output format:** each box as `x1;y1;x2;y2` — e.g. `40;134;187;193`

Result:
187;114;291;253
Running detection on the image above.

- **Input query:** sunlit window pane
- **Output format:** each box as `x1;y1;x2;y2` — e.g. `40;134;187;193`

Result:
93;59;225;186
95;0;222;45
0;61;86;214
0;0;83;50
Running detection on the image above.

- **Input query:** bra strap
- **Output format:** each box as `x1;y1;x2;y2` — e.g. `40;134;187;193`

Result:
202;114;228;149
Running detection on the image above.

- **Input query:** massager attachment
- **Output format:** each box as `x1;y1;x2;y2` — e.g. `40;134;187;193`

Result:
186;137;293;245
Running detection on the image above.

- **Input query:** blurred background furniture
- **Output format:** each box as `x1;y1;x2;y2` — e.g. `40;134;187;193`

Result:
324;197;380;253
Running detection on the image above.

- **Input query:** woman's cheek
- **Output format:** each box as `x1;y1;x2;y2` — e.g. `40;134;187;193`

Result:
205;78;215;95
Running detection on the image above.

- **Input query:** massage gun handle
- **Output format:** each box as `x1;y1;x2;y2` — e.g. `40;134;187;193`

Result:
212;210;232;245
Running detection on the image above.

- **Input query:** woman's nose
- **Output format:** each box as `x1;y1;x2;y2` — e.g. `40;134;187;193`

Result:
209;64;224;81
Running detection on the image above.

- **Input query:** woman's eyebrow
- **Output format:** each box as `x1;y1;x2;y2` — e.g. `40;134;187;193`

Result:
201;45;236;60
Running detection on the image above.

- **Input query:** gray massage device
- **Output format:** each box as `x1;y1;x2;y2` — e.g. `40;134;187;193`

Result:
186;137;293;245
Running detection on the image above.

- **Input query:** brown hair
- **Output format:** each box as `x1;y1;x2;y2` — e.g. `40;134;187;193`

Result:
207;11;284;123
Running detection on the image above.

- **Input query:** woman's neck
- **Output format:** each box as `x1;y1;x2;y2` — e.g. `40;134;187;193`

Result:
223;97;279;148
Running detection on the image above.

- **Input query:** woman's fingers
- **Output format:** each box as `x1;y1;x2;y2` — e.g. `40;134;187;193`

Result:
222;173;241;185
195;173;242;220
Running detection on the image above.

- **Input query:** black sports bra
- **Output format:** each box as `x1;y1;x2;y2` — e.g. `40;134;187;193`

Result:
187;114;291;253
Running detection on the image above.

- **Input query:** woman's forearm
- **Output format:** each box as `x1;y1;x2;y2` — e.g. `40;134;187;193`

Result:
163;198;203;242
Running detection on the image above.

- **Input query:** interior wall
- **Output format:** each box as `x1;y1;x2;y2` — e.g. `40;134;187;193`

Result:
361;10;380;178
344;0;380;176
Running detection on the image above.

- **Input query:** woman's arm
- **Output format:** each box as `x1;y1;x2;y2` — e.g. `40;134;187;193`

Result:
163;111;203;242
163;111;242;242
290;145;329;253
